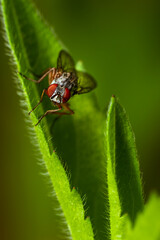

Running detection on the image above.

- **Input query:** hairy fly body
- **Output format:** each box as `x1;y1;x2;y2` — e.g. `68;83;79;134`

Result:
19;50;96;126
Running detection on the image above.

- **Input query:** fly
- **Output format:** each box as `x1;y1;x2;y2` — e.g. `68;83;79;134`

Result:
19;50;97;126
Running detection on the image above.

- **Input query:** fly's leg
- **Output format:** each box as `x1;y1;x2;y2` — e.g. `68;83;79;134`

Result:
29;68;56;84
48;69;56;85
35;105;62;126
29;89;46;115
50;103;74;128
55;103;74;124
53;103;74;122
28;71;42;78
18;68;56;83
36;103;74;126
62;103;74;114
29;68;53;78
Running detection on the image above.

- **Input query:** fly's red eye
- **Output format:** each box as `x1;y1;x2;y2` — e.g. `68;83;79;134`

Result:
63;88;70;103
46;84;58;98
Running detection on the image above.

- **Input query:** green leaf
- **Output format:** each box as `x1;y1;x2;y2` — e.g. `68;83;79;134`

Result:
124;193;160;240
105;96;144;240
1;0;109;239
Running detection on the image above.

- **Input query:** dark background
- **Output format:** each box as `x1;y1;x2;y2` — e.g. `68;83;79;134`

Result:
0;0;160;239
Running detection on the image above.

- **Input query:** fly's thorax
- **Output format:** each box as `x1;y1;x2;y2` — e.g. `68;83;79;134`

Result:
52;72;76;87
51;72;71;87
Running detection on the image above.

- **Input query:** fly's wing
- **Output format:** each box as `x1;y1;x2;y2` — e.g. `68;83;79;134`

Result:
57;50;75;72
75;71;97;94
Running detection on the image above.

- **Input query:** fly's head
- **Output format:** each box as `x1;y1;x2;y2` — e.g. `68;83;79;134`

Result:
45;71;77;104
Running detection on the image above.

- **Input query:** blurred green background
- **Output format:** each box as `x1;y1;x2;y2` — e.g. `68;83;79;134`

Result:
0;0;160;239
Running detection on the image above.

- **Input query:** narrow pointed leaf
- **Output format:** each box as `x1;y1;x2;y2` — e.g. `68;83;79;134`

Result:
1;0;109;239
1;0;94;239
105;96;144;239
